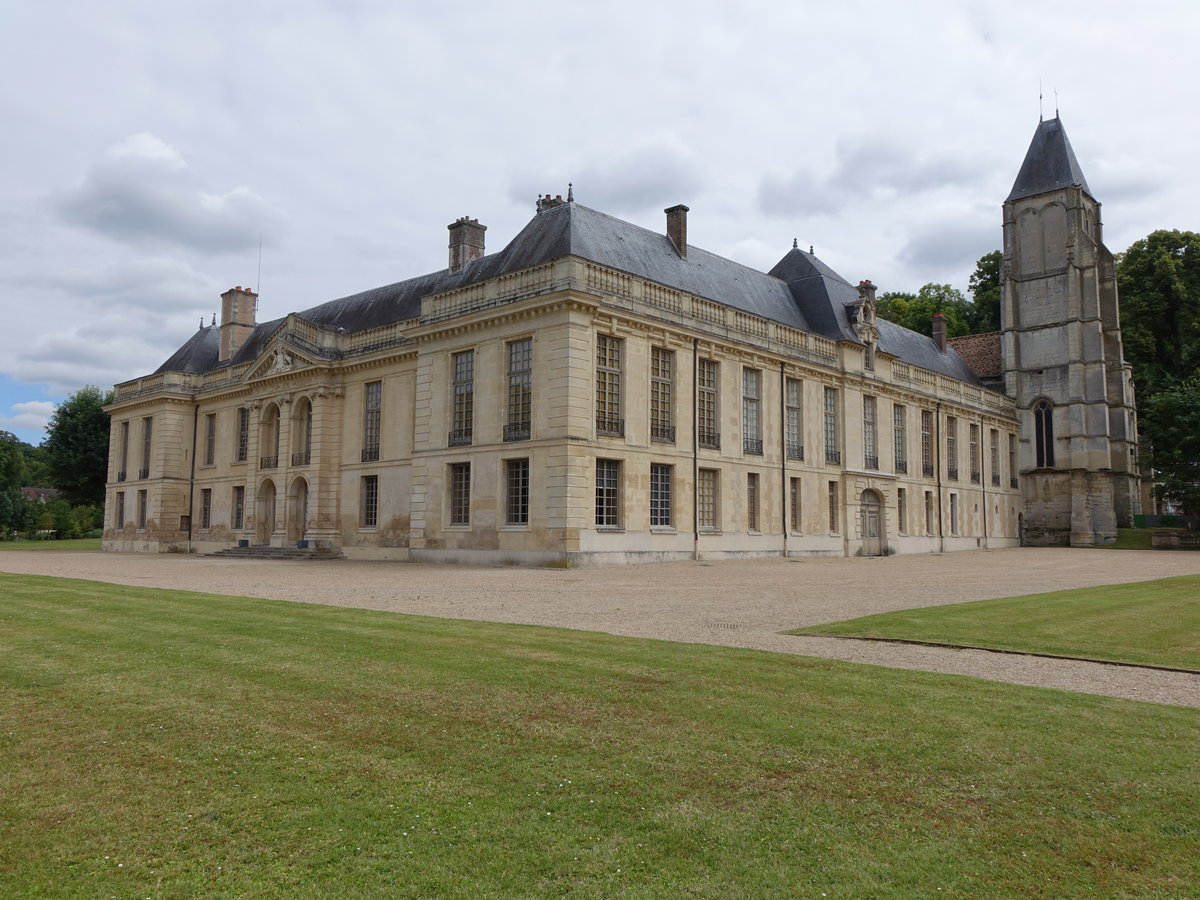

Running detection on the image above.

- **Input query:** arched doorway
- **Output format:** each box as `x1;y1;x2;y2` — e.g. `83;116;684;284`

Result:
257;479;277;545
287;477;309;544
860;489;884;557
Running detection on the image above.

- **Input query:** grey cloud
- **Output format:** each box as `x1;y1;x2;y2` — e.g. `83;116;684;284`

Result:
898;217;998;277
759;138;978;218
56;133;280;255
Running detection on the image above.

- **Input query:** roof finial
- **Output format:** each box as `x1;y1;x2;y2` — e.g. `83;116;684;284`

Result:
792;237;798;250
1038;79;1043;121
200;317;204;329
1054;87;1059;118
809;244;814;255
567;182;574;202
211;313;216;327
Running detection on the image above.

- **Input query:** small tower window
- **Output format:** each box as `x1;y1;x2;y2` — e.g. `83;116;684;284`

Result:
1034;400;1054;468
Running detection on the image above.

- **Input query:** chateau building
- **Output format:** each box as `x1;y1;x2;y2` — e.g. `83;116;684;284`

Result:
102;117;1134;563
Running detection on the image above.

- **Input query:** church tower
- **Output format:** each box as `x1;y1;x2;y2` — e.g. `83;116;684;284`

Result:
1001;117;1139;545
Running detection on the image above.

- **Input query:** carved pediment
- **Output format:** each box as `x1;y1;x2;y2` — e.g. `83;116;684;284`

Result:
245;341;315;382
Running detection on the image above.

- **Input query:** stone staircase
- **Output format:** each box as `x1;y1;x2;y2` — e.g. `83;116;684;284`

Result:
207;544;344;561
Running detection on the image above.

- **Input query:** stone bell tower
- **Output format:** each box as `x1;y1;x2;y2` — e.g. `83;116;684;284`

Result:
1001;116;1139;546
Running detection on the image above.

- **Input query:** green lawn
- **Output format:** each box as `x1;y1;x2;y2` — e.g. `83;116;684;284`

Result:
0;538;101;551
1;574;1197;898
792;576;1200;671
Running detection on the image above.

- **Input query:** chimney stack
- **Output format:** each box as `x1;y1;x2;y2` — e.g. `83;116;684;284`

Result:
219;286;258;362
665;204;689;258
857;280;877;304
447;217;486;273
932;312;947;352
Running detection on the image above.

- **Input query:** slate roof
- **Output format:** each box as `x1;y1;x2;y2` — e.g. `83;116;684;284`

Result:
157;201;980;385
1007;116;1091;202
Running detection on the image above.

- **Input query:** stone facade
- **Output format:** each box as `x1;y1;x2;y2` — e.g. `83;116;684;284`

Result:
103;119;1134;564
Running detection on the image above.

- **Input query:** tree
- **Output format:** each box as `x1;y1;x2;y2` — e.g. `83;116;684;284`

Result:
0;431;26;532
43;386;112;507
876;283;973;338
1117;229;1200;400
1139;374;1200;516
967;250;1002;333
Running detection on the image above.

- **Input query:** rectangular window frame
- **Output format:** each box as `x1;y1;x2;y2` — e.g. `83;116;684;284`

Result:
789;477;802;533
595;458;622;528
361;474;379;529
595;335;624;437
199;488;212;530
236;407;250;463
650;463;673;528
232;485;245;531
823;388;840;465
921;409;933;477
363;381;382;462
116;491;125;529
450;351;474;447
117;421;129;481
449;462;471;527
742;368;762;455
697;359;720;449
747;472;760;532
863;395;878;470
203;413;216;467
140;417;153;479
505;339;532;442
698;468;720;531
136;489;147;529
827;480;839;533
650;347;675;443
893;404;907;474
505;458;530;526
946;416;959;481
785;378;804;460
969;423;981;483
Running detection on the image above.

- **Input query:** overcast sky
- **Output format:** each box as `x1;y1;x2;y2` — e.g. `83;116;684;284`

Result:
2;0;1197;444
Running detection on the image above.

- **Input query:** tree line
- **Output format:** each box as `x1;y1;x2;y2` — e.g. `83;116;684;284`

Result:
877;231;1200;515
0;386;111;539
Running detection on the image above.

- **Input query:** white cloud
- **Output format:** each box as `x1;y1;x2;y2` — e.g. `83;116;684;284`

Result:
0;401;56;435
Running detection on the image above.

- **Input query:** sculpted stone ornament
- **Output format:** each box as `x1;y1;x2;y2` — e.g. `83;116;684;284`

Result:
269;348;295;373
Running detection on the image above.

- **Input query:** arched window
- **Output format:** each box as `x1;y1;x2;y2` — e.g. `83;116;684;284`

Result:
260;404;280;469
291;397;313;465
1034;400;1054;468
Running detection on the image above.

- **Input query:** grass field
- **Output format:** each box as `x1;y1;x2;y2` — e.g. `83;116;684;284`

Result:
1;574;1197;898
0;538;101;551
792;575;1200;671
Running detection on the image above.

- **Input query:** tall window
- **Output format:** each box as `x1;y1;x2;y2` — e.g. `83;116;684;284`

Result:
361;475;378;528
747;473;760;531
990;429;1001;485
1034;400;1054;467
203;414;216;466
115;492;125;529
650;348;675;443
697;359;720;449
117;421;129;481
785;378;803;460
200;488;212;529
698;468;719;530
595;459;621;527
827;481;838;532
924;490;934;534
136;489;147;529
362;382;381;461
742;369;762;455
292;398;313;466
232;486;245;530
893;404;907;474
789;477;801;532
236;407;249;462
260;405;280;469
650;463;673;527
920;409;933;477
946;416;958;480
950;493;960;535
449;462;471;526
897;488;907;534
1009;433;1018;488
863;396;878;469
140;417;153;479
450;352;474;447
823;388;840;464
595;335;623;436
505;339;532;442
505;458;530;525
969;423;981;483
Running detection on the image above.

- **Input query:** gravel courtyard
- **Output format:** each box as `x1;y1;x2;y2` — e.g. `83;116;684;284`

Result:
3;546;1198;708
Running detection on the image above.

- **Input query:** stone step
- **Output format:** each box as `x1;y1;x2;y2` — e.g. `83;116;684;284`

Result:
207;545;344;561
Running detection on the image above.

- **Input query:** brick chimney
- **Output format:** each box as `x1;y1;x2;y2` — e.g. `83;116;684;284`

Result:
447;217;486;273
219;286;257;362
932;312;947;352
857;280;877;303
665;204;689;258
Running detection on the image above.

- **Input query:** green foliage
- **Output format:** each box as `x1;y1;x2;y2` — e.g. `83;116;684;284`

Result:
1139;374;1200;516
19;443;51;487
43;386;112;507
1117;229;1200;400
966;249;1002;333
1;574;1197;897
876;283;972;338
0;432;27;531
794;575;1200;670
